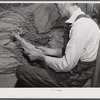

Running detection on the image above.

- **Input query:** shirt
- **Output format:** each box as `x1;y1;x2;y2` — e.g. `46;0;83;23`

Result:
45;7;100;72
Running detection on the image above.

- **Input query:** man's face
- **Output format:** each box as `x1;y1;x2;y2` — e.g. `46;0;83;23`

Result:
56;4;66;17
56;3;72;18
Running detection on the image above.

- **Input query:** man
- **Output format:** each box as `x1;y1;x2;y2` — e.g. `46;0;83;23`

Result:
16;3;100;87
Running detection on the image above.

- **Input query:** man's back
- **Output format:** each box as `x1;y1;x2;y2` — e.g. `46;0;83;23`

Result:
69;17;100;63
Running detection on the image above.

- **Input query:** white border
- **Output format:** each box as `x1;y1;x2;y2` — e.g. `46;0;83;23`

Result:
0;1;100;98
0;88;100;98
0;1;100;3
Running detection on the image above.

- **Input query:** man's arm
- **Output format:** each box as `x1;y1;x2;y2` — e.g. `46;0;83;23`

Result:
37;23;89;72
44;24;89;72
24;23;88;72
36;46;62;57
13;22;88;73
28;23;88;72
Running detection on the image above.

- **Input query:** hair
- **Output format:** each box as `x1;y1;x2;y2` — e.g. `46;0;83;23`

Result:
58;3;78;8
55;3;78;6
73;3;78;6
68;3;78;6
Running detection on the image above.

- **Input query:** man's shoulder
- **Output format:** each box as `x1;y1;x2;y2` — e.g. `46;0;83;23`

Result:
73;17;95;27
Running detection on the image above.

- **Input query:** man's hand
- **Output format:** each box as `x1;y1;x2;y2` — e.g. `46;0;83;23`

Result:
26;48;45;61
12;31;45;61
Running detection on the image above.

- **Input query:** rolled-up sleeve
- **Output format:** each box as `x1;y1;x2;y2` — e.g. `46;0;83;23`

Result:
45;21;90;72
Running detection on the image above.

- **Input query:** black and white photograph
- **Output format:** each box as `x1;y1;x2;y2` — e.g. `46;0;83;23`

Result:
0;1;100;89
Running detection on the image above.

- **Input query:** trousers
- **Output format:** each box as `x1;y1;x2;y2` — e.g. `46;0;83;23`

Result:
16;62;68;87
15;59;95;87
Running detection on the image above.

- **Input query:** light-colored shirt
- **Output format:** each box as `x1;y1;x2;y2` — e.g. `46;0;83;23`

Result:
45;8;100;72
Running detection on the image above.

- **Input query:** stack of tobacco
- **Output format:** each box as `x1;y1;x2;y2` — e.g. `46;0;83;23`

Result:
0;10;40;74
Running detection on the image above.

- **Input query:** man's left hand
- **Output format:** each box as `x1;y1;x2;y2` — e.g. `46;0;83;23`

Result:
24;48;45;61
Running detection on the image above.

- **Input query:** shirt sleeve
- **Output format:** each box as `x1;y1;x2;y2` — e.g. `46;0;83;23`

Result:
45;21;89;72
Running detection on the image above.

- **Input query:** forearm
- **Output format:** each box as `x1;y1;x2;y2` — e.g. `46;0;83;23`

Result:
44;55;70;72
45;48;62;57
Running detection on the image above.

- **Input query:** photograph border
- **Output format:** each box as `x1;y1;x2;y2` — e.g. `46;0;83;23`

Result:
0;0;99;99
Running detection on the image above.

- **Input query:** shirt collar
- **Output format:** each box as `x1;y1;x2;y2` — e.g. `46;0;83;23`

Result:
65;8;85;24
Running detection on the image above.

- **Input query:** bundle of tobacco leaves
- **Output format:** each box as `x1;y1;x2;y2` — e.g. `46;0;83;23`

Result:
0;10;40;44
0;10;41;74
